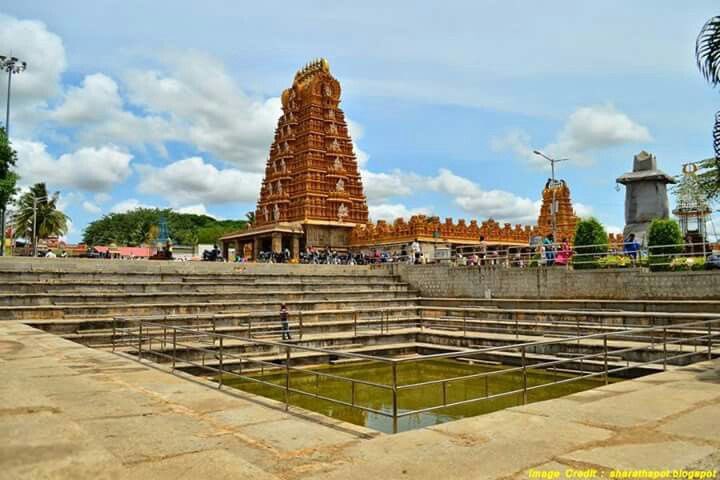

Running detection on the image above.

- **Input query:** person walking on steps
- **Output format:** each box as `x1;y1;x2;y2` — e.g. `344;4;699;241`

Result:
280;303;291;340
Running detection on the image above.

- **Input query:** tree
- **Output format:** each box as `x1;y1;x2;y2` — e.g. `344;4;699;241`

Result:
572;218;608;269
695;16;720;198
647;219;684;271
13;183;70;247
0;127;19;255
82;208;248;246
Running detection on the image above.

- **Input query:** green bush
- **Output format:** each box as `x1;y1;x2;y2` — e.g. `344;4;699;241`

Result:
647;219;683;271
596;255;632;269
572;218;609;269
669;256;706;271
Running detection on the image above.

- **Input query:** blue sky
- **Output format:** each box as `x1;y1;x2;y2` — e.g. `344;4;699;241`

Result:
0;1;718;242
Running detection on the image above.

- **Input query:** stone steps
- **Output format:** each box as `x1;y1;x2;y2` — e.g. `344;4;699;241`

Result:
420;297;720;314
1;297;421;321
0;289;417;307
0;280;412;294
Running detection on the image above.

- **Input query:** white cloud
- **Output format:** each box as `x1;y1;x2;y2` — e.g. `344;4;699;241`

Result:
574;203;593;218
361;167;543;224
125;53;281;171
425;169;539;223
368;203;431;222
111;198;153;213
82;201;101;214
94;193;111;204
15;141;133;192
50;73;177;152
492;104;652;169
346;119;369;168
136;156;261;206
0;15;67;134
361;169;413;203
176;204;214;217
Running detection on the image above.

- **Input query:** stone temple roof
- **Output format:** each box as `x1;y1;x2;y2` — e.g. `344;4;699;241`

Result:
616;170;676;185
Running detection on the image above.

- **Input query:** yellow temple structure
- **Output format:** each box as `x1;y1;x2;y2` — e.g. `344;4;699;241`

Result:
220;59;602;260
220;58;369;259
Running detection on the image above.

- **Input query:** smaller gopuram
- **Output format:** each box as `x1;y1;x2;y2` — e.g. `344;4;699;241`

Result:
616;151;675;245
536;179;579;242
220;58;369;260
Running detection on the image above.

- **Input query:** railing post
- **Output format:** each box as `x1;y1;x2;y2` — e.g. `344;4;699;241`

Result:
603;335;609;385
391;362;398;434
463;310;467;337
442;381;447;406
248;318;252;339
138;321;143;360
521;346;528;405
172;328;177;371
218;336;224;390
708;323;713;361
663;327;668;371
162;325;167;350
515;316;519;340
351;380;356;406
299;311;304;340
112;318;116;352
353;311;358;337
285;346;291;412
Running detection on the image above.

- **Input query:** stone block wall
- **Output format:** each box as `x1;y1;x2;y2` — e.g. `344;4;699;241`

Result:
390;264;720;300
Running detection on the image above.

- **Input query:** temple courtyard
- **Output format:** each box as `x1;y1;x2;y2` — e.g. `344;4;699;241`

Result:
1;257;719;478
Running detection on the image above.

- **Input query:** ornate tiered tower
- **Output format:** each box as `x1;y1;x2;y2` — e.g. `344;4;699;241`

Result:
254;58;368;228
537;179;578;242
221;59;369;260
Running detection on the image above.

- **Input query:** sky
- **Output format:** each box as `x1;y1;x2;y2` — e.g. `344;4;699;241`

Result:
0;1;718;243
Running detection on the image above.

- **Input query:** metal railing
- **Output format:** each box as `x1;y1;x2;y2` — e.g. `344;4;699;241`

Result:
119;315;719;433
443;241;719;270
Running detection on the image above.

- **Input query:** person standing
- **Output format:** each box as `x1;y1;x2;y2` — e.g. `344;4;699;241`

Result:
280;303;291;340
623;233;640;266
411;240;421;264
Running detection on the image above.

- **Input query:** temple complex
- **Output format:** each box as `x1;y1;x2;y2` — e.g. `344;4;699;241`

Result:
220;58;369;260
221;59;589;260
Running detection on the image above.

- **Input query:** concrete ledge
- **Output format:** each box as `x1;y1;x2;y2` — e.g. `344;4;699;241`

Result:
2;321;719;479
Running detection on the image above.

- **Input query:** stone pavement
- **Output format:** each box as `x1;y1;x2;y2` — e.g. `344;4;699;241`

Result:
1;321;719;479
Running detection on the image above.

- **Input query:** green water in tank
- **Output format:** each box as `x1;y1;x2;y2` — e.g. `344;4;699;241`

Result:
217;359;616;434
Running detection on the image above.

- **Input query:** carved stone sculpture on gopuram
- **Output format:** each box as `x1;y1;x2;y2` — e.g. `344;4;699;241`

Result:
254;58;369;228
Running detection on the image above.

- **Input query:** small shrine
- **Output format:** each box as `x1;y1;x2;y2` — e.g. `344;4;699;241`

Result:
536;179;579;242
616;151;676;245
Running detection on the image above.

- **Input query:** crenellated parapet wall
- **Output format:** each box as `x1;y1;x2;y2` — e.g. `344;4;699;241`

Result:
349;215;541;246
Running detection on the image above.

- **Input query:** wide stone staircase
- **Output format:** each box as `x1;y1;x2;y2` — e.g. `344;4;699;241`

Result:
2;259;717;378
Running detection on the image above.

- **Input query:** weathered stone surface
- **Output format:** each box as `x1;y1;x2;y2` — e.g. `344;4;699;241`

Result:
2;321;720;479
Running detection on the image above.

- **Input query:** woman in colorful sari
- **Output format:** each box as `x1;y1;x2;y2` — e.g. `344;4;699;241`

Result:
554;238;573;266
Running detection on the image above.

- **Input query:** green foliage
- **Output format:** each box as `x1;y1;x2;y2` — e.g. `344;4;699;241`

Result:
82;208;247;246
0;127;19;212
647;218;684;271
670;257;707;271
572;218;608;269
13;183;70;240
596;255;633;269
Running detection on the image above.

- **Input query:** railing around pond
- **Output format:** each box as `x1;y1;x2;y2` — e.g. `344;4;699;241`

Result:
116;316;720;433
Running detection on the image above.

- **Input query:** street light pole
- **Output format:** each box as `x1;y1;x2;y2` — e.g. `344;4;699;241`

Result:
533;150;569;241
0;55;27;257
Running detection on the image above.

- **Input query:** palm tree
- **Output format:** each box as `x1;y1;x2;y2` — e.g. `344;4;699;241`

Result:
13;183;70;248
696;16;720;198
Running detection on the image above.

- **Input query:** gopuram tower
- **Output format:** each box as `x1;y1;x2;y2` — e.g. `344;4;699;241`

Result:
537;179;579;242
220;58;369;260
